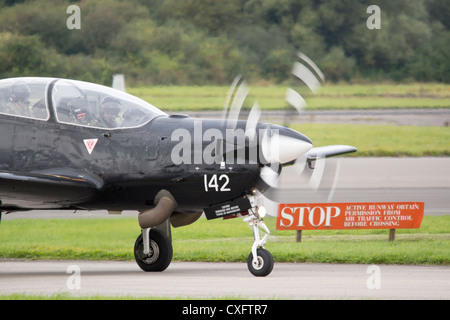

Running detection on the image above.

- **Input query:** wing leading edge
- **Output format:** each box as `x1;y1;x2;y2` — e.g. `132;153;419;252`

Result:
0;169;103;211
305;145;357;169
306;145;357;159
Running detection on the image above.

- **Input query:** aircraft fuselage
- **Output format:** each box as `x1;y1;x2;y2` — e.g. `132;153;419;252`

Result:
0;113;261;212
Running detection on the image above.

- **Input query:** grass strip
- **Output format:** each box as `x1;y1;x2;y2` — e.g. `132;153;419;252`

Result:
0;216;448;265
290;123;450;157
128;84;450;111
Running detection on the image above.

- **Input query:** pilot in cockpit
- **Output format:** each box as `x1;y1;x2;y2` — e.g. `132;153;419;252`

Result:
5;81;32;117
96;96;122;128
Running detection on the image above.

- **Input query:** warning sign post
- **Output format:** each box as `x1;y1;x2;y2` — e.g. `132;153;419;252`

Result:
277;202;425;241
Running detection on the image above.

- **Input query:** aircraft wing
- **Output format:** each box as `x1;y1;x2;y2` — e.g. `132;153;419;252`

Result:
304;145;357;168
0;169;103;211
282;145;357;168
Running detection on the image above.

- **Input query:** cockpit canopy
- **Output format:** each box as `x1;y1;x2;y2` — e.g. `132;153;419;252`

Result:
0;77;166;129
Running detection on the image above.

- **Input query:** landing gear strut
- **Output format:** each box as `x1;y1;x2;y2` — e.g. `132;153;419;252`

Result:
134;190;175;272
244;196;274;277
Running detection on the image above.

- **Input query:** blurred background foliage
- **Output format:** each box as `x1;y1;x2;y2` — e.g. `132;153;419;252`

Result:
0;0;448;85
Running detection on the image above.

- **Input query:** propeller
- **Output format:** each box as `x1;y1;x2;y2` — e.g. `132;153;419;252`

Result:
220;53;356;216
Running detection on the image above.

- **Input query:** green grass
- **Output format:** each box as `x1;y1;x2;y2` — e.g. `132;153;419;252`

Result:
128;83;450;111
290;123;450;157
0;215;448;265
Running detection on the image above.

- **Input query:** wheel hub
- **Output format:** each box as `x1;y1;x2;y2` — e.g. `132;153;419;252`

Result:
141;240;159;264
252;256;264;270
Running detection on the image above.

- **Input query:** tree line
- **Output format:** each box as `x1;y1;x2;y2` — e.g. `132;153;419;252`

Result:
0;0;448;85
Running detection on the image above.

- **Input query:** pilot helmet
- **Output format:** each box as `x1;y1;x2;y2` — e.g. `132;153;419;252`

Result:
100;96;121;116
9;81;31;105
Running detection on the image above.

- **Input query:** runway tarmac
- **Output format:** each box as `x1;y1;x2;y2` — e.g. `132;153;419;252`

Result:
0;260;448;299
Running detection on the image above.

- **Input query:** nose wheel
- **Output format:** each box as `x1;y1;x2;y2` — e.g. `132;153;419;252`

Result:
247;248;274;277
243;196;274;277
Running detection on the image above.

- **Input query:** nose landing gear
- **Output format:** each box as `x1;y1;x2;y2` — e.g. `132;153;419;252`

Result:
244;196;274;277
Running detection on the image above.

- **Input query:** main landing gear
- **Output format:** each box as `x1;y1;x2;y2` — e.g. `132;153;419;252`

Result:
134;227;172;272
134;190;175;272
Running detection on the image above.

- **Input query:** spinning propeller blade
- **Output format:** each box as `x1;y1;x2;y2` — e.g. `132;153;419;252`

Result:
220;54;356;216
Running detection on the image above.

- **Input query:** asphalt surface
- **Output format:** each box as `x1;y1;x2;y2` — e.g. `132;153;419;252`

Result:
0;260;449;299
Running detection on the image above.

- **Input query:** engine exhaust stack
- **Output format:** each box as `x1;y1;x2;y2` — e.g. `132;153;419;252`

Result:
138;190;177;229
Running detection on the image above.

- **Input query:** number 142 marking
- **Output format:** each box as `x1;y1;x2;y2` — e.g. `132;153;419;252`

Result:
204;174;231;192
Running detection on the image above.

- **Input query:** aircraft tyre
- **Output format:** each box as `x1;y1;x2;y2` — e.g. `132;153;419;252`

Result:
247;248;274;277
134;229;173;272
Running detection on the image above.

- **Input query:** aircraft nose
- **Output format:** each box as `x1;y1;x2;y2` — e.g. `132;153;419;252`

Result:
259;124;313;165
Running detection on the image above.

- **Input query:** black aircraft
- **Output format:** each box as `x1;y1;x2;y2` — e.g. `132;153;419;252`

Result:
0;77;356;276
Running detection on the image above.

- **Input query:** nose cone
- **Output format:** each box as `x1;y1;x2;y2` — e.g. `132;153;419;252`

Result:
260;124;313;165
